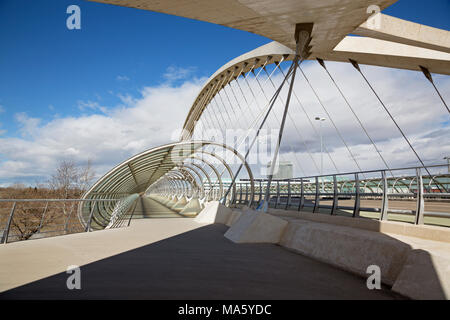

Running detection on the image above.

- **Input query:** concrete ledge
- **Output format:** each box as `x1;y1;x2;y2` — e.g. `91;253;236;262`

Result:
218;207;449;299
160;197;174;206
226;210;243;227
171;197;187;212
180;198;202;217
269;209;450;243
392;248;450;299
280;220;410;286
224;210;288;244
194;201;232;224
277;216;450;299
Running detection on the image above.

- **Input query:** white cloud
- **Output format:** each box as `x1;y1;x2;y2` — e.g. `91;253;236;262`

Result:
77;100;108;114
0;105;5;113
116;75;130;81
163;66;197;83
191;61;450;177
0;78;205;184
0;61;448;186
15;112;41;137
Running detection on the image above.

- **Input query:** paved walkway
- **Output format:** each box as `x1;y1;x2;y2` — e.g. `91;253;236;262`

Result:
130;197;181;219
0;219;400;299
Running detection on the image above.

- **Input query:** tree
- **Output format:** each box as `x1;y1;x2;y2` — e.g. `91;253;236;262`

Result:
47;159;96;232
3;186;59;241
49;159;95;198
1;159;95;242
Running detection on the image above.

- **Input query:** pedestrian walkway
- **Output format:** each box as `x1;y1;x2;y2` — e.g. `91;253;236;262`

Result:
0;218;400;299
130;197;182;219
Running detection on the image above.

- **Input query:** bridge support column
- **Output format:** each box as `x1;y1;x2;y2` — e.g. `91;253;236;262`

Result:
331;175;338;215
1;202;16;244
285;180;291;210
415;168;425;225
262;23;312;212
298;179;304;211
353;173;360;218
85;201;97;232
380;170;389;221
313;176;320;213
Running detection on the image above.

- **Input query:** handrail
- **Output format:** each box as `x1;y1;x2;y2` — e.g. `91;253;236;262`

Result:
213;164;450;227
0;197;138;244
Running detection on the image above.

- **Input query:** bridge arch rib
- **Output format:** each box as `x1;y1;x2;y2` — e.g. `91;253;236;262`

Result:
79;141;254;230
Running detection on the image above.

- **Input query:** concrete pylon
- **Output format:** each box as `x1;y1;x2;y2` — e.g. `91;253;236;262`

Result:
157;196;171;205
180;197;203;217
194;201;232;224
171;196;188;212
166;196;179;208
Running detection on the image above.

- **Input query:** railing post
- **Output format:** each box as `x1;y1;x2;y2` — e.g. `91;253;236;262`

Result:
239;183;243;204
2;202;16;244
415;168;425;225
298;179;304;211
64;202;76;233
38;201;49;233
259;180;263;205
331;175;338;215
230;183;236;206
313;176;320;213
127;197;140;227
380;170;389;221
245;183;249;205
275;181;280;208
285;180;291;210
353;173;360;217
85;201;97;232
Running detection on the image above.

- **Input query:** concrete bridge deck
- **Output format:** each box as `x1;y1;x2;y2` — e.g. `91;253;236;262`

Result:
130;197;182;219
0;216;399;299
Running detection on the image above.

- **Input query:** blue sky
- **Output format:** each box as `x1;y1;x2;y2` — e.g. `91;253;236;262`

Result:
0;0;449;185
0;0;449;134
0;0;271;135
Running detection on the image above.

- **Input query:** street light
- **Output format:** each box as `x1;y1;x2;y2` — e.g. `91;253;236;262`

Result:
315;116;326;191
444;156;450;174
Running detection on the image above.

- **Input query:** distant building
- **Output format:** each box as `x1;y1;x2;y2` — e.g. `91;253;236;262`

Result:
266;161;293;180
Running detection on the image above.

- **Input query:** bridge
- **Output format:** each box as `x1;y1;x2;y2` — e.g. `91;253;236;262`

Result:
1;0;449;300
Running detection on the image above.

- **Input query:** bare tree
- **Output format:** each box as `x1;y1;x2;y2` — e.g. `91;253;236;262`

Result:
47;159;96;235
3;186;59;241
1;160;95;242
78;159;96;194
49;159;95;198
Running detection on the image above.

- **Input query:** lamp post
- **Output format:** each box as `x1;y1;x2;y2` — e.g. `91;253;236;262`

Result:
315;117;326;191
444;156;450;174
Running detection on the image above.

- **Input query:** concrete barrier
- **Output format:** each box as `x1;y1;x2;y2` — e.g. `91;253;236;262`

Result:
226;210;243;227
279;219;410;286
277;216;450;299
165;197;179;208
190;204;450;299
171;197;187;212
224;209;288;244
180;198;203;217
194;201;232;224
392;248;450;299
269;209;450;243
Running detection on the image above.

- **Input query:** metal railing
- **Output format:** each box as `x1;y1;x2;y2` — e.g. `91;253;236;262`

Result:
0;197;139;244
226;164;450;227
